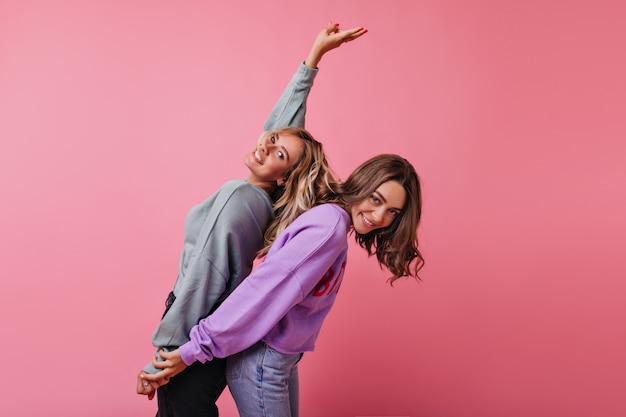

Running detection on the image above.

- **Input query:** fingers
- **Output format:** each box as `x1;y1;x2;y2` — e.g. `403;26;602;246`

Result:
152;356;168;369
142;369;171;383
338;27;368;43
325;24;368;48
140;371;170;397
327;21;340;34
156;348;173;360
324;21;367;39
152;349;174;368
137;372;157;397
137;365;175;400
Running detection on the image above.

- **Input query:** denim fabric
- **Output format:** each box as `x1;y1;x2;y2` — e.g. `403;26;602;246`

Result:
226;341;303;417
155;356;227;417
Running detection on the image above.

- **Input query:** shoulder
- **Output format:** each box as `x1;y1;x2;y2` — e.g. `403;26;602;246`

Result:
219;179;259;195
211;180;273;226
306;204;349;220
219;180;272;209
290;204;350;240
268;204;350;263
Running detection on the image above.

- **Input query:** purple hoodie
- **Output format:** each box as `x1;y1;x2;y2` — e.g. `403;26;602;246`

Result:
179;203;351;365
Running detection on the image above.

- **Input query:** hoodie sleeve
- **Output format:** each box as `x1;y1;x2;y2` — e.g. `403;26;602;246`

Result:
263;62;318;130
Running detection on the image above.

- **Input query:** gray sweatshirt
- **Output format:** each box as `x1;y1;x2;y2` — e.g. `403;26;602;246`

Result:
143;63;318;373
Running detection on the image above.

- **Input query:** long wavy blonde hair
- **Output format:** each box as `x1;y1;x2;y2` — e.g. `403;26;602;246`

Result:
258;126;340;256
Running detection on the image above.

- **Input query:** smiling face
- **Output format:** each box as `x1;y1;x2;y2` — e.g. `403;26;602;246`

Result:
243;131;305;186
350;180;407;234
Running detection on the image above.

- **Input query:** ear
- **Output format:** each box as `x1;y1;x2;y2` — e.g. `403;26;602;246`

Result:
277;178;286;187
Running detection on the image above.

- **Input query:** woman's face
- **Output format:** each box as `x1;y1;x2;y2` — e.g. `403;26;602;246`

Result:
350;180;407;234
243;131;305;184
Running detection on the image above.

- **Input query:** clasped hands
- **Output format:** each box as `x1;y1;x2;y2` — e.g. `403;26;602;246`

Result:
136;348;188;400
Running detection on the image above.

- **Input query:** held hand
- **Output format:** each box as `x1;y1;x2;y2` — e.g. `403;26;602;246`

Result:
141;348;188;384
136;371;159;400
305;22;368;68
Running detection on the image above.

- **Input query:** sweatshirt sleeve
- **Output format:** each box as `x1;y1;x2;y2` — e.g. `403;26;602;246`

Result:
178;206;347;365
263;62;318;130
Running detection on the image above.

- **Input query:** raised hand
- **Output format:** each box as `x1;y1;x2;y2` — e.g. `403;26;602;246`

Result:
305;22;368;68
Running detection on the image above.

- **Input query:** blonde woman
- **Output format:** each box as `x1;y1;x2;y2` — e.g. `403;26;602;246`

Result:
136;22;367;417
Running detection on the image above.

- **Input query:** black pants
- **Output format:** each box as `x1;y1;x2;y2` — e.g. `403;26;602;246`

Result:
155;292;227;417
155;358;227;417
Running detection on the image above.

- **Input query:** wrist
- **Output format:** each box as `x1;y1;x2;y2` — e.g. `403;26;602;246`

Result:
305;48;323;68
304;58;320;69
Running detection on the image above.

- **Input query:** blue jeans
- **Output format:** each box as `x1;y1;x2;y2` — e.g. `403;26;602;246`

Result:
226;341;303;417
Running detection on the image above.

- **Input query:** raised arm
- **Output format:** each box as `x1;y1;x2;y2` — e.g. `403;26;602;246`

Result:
262;63;317;131
263;22;368;131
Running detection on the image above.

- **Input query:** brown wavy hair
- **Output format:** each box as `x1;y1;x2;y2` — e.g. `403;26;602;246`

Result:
259;127;340;256
339;154;424;284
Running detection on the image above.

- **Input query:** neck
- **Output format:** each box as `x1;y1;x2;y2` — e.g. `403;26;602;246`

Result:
246;177;277;194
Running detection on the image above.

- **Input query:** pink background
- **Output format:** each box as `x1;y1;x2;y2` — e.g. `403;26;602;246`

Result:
1;1;625;416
